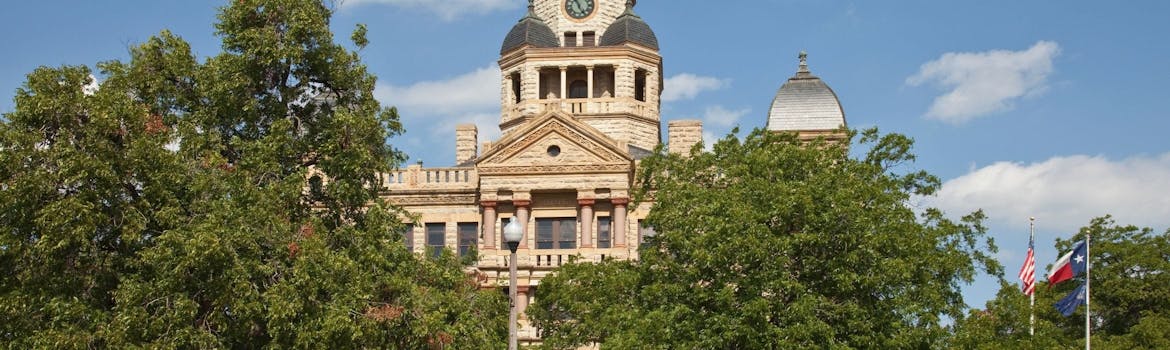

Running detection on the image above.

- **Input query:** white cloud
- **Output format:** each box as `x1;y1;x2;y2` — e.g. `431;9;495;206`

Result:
701;105;750;128
341;0;512;21
662;73;729;102
907;41;1060;123
376;63;500;115
374;64;502;165
926;153;1170;232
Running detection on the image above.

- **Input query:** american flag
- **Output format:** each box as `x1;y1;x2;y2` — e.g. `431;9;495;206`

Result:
1018;238;1036;296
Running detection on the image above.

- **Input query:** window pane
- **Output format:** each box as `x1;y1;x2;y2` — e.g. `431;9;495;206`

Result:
536;218;554;249
458;222;477;257
402;224;415;252
597;217;611;249
569;80;588;98
426;223;445;258
500;217;511;247
558;219;576;249
639;221;656;249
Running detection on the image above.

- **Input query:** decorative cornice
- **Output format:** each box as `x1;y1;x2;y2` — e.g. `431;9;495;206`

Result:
478;163;630;175
386;194;478;206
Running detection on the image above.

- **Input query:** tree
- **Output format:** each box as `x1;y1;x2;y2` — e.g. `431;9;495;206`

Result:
529;129;1001;348
0;0;506;348
950;216;1170;349
946;281;1065;349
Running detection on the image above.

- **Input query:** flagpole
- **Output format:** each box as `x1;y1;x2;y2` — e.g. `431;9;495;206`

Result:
1085;230;1091;350
1029;217;1035;337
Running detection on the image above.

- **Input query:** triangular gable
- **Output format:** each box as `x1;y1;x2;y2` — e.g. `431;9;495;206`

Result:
477;111;632;174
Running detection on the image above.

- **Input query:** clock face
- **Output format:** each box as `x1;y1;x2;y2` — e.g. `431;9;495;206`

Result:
565;0;595;19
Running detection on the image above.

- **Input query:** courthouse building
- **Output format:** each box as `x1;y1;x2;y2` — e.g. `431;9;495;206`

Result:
379;0;846;343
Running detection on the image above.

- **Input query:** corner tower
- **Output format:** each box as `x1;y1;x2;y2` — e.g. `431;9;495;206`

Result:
499;0;662;153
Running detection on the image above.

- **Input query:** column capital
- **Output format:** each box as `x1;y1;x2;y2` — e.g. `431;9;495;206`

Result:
586;65;595;70
513;200;532;208
480;200;498;208
611;198;630;205
577;198;596;206
558;65;568;71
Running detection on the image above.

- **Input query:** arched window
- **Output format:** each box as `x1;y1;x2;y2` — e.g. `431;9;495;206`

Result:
510;72;521;103
568;80;588;99
634;69;647;102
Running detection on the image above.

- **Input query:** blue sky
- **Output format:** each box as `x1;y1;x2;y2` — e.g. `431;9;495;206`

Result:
3;0;1169;310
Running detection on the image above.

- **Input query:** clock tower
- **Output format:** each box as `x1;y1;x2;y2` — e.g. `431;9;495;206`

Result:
498;0;663;152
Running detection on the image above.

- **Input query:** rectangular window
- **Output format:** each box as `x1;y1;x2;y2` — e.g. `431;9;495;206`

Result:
458;222;478;257
536;217;576;249
597;217;611;248
582;31;596;46
500;217;512;248
638;220;657;249
401;224;415;252
564;32;577;47
426;223;445;258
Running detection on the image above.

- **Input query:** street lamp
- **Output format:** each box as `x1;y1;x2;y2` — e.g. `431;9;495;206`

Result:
503;218;524;350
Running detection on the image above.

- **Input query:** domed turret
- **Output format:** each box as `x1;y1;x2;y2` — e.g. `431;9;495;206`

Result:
599;0;658;50
766;52;846;134
501;1;559;54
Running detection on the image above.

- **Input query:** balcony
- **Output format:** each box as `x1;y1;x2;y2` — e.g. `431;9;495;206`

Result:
477;247;633;271
383;164;477;191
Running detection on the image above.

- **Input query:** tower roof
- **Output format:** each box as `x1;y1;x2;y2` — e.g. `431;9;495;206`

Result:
766;52;846;132
599;1;658;50
500;1;559;54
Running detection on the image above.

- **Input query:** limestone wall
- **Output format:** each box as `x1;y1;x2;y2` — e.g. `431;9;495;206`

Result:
667;120;703;154
533;0;627;43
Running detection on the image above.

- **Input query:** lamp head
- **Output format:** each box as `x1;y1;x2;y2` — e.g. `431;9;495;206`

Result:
503;219;523;243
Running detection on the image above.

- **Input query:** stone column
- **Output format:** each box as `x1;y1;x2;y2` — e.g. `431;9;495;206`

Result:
612;198;628;247
514;200;531;249
517;285;532;319
481;201;497;250
578;199;595;248
559;66;567;100
586;65;594;99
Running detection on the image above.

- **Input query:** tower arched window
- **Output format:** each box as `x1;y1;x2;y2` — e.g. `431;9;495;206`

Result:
510;72;521;103
634;69;647;102
568;80;588;99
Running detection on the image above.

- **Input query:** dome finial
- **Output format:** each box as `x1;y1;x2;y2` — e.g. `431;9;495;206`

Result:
798;50;809;73
527;0;536;15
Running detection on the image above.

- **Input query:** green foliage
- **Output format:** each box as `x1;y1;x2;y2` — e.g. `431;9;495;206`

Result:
0;0;505;347
530;129;1001;349
951;216;1170;349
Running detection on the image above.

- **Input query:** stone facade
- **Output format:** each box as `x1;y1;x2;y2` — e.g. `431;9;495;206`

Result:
380;1;681;345
379;1;846;346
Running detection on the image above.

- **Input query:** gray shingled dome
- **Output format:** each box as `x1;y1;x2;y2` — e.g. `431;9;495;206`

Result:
766;52;846;132
500;6;558;54
599;3;658;50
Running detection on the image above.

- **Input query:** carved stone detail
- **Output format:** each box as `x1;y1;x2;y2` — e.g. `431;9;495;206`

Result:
478;163;629;175
388;194;478;205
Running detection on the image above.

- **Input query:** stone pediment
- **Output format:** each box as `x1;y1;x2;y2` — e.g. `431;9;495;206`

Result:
477;111;632;175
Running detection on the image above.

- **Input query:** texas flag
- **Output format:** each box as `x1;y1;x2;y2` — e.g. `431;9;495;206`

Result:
1047;241;1087;287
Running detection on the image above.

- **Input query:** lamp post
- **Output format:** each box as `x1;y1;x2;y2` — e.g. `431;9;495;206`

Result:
503;218;524;350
